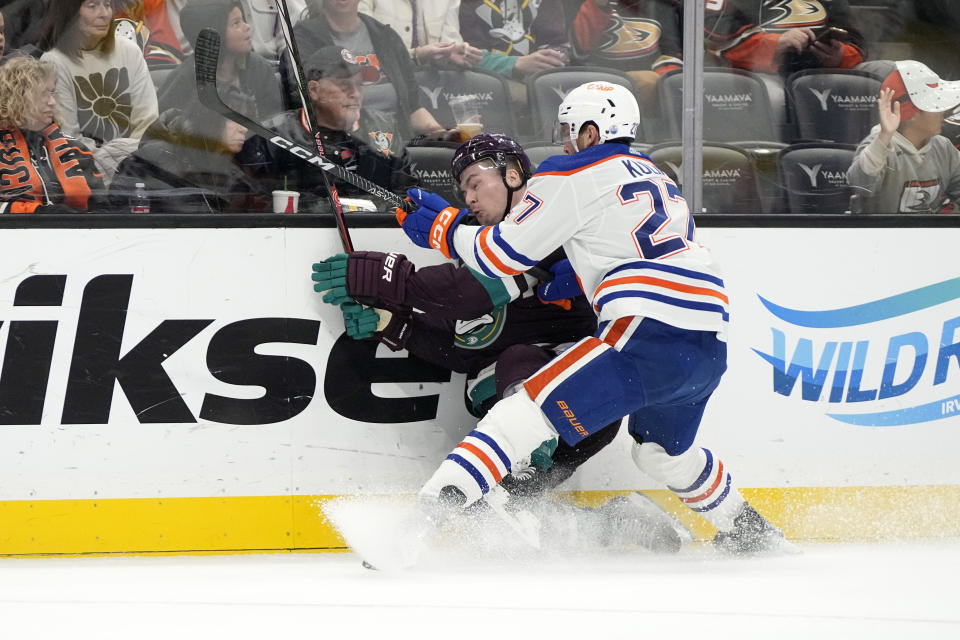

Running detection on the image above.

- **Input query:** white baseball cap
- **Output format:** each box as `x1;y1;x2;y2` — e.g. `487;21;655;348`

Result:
881;60;960;120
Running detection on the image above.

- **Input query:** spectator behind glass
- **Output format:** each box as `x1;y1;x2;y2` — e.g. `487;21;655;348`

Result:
847;60;960;215
257;45;418;211
458;0;570;79
291;0;454;142
39;0;160;184
571;0;682;109
110;92;270;212
157;0;285;121
702;0;865;76
357;0;482;68
0;56;106;213
115;0;188;66
0;0;48;53
238;0;307;61
163;0;192;54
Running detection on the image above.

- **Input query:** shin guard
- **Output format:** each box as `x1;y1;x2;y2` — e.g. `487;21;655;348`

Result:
419;392;558;507
632;441;745;531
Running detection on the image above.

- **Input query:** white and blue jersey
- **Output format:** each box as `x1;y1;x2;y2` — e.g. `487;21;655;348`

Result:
451;143;729;336
424;144;750;529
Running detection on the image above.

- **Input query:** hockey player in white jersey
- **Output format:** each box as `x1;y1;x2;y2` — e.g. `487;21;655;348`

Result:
396;81;788;554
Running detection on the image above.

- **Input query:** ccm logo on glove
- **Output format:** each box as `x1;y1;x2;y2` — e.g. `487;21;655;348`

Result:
431;209;459;252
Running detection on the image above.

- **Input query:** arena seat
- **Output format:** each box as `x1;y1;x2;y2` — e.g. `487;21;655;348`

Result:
525;66;640;143
786;69;882;145
778;143;858;214
647;141;762;214
523;144;564;172
659;68;779;145
415;69;516;139
405;144;463;207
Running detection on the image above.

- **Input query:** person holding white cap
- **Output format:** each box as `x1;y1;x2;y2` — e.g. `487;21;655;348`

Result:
847;60;960;214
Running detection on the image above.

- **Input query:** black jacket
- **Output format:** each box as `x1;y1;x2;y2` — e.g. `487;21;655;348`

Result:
254;107;418;212
110;109;270;214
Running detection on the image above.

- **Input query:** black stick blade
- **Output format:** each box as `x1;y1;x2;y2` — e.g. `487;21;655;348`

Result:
194;28;221;89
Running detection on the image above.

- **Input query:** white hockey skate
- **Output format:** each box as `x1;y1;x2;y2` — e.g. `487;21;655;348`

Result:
713;503;799;555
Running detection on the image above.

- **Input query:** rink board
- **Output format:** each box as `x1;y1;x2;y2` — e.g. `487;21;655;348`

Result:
0;225;958;555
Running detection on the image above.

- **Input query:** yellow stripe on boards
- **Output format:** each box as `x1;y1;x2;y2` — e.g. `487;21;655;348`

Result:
1;486;958;557
0;495;347;556
560;486;960;542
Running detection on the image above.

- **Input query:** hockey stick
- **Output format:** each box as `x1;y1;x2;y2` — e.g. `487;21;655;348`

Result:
273;0;353;252
193;29;554;280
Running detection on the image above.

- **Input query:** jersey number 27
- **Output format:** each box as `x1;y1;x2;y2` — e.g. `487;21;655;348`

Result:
618;179;695;260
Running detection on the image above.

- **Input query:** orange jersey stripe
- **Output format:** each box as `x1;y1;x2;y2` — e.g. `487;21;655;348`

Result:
594;275;730;304
477;226;524;276
683;461;725;504
457;441;502;482
524;337;603;400
602;317;634;346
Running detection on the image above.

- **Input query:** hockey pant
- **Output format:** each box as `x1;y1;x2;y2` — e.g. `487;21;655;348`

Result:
420;316;746;530
495;343;620;498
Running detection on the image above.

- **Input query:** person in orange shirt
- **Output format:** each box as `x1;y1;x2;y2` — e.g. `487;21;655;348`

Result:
571;0;683;110
702;0;865;76
0;56;106;213
116;0;185;66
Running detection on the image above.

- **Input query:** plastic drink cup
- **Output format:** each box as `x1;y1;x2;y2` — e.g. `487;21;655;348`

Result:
272;190;300;213
448;94;483;142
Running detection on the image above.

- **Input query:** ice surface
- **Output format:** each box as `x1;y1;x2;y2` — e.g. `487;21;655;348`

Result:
2;539;959;639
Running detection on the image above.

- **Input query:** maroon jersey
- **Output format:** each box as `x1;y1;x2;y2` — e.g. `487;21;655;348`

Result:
403;248;597;380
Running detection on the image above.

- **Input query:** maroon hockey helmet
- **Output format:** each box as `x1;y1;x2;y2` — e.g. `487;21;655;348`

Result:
451;133;532;186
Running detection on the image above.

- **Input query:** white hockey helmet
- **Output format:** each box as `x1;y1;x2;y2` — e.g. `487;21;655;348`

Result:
556;81;640;151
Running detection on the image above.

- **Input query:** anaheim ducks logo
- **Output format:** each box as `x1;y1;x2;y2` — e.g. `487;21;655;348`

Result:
454;308;507;349
759;0;827;31
368;130;393;155
598;16;661;59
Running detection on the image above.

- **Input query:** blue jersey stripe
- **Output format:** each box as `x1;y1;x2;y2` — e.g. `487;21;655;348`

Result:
491;225;539;268
468;430;512;470
690;474;732;512
473;241;501;279
669;448;713;494
446;453;489;494
596;290;730;321
604;261;726;288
